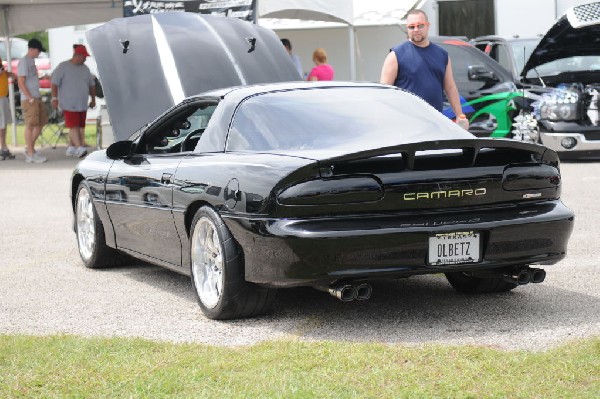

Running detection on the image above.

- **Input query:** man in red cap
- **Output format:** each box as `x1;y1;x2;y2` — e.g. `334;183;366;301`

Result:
51;44;96;158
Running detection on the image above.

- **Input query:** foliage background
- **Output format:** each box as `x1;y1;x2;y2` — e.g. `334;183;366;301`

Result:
16;31;49;55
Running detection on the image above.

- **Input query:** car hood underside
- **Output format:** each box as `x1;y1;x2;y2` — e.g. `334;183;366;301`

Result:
87;12;300;142
522;1;600;76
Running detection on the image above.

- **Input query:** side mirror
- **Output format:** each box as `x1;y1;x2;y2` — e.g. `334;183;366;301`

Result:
468;65;497;82
106;140;134;160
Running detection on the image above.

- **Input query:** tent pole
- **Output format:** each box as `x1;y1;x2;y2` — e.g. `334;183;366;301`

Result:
2;6;17;146
348;25;356;81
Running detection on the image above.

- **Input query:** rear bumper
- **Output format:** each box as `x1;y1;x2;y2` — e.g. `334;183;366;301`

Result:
224;200;574;287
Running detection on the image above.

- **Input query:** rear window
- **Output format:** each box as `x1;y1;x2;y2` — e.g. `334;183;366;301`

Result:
227;87;467;152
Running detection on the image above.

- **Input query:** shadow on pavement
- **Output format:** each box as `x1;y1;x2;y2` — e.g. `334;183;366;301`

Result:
0;145;99;170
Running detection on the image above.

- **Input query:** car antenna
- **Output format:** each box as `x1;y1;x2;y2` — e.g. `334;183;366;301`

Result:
524;43;545;88
515;45;530;142
518;46;527;126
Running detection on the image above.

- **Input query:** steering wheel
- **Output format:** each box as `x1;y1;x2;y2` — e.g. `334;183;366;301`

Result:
182;129;205;151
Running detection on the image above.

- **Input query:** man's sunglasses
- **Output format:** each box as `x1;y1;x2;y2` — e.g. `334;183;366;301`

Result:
407;22;430;30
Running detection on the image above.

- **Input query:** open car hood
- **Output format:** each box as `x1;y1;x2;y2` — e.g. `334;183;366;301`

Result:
87;13;300;141
522;1;600;77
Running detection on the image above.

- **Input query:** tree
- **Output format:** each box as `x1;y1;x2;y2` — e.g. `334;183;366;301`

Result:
16;31;49;55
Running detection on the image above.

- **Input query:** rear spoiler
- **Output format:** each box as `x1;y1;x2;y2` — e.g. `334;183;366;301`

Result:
272;138;559;201
317;139;557;171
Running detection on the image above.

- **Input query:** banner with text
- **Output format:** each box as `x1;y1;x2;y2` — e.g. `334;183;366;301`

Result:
124;1;256;22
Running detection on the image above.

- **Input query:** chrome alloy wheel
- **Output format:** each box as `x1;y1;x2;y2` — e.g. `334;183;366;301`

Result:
76;187;95;262
191;217;224;309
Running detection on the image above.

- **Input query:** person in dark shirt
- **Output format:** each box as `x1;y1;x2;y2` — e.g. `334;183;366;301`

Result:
380;9;468;129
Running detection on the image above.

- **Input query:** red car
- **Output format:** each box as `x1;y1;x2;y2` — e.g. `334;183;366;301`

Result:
0;37;51;89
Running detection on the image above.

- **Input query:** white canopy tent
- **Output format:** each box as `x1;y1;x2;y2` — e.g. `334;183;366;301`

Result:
259;0;357;80
1;1;122;36
1;0;122;144
258;0;426;81
259;0;354;25
1;0;425;144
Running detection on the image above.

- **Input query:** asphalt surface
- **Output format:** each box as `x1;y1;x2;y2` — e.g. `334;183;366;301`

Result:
1;146;598;351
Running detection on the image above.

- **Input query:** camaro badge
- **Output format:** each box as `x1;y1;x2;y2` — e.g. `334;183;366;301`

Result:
403;188;487;201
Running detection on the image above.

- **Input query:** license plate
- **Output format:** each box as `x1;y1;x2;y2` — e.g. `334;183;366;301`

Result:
428;231;480;266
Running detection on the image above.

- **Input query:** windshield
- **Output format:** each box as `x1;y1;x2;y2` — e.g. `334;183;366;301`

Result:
227;87;470;152
509;39;540;74
525;55;600;78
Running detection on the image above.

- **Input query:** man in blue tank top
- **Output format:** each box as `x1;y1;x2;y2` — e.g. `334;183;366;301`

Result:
380;9;468;129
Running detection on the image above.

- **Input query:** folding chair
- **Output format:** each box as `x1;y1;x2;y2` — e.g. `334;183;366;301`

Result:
39;109;68;148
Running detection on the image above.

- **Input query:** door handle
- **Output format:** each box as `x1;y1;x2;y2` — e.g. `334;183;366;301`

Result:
161;173;172;184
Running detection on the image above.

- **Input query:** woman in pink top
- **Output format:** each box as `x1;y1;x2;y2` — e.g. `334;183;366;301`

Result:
307;48;334;81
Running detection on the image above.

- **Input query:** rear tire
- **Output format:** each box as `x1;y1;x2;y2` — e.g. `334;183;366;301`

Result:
75;182;125;268
445;271;518;294
190;206;276;320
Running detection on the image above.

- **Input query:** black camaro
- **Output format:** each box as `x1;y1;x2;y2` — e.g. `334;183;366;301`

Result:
72;13;574;319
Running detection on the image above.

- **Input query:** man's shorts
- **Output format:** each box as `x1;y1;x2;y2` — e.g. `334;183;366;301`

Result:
0;97;12;129
22;98;48;127
63;111;87;128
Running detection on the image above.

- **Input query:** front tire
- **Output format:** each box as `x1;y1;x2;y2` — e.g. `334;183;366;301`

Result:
445;271;518;294
75;182;123;268
190;206;275;320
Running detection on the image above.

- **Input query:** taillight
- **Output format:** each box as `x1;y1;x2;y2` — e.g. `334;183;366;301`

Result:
502;164;561;191
277;176;383;205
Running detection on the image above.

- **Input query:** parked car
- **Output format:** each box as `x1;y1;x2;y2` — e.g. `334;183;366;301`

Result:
470;35;541;82
0;37;51;89
72;12;574;320
471;1;600;158
430;37;522;138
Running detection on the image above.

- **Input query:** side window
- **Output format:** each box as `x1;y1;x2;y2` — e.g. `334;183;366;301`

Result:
494;44;512;72
488;44;499;63
474;43;487;52
181;105;216;152
443;44;487;93
141;104;216;154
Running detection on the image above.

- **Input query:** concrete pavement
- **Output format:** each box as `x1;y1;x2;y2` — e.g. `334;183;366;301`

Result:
1;149;598;350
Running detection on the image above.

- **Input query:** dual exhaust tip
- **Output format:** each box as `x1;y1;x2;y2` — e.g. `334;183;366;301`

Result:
325;283;372;302
510;267;546;285
321;267;545;302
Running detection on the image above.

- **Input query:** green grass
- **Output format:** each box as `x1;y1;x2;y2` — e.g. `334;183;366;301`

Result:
1;335;598;398
5;124;98;148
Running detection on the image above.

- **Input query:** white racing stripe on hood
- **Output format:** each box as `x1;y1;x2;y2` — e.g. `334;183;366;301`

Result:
195;15;247;86
152;15;185;104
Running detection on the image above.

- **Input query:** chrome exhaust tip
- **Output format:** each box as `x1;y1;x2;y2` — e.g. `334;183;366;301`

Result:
355;283;372;301
531;268;546;283
516;269;531;285
328;284;357;301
